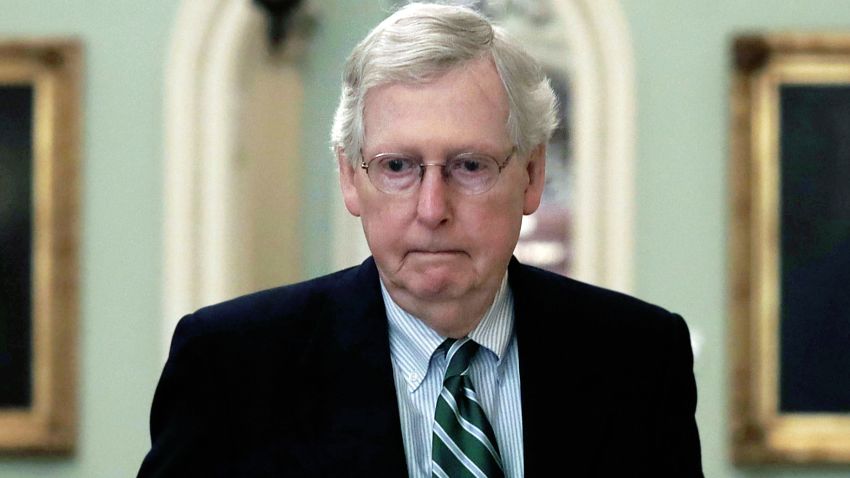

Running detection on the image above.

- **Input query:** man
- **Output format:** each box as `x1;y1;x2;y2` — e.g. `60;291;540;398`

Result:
139;3;702;477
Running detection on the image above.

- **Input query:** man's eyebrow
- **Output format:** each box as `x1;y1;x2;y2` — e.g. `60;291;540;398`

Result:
370;143;507;156
365;149;420;159
446;144;506;156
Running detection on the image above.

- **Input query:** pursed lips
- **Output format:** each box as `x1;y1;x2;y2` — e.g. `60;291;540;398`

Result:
406;249;465;256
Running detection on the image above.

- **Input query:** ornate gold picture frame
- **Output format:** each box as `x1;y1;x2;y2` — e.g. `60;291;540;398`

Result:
730;34;850;464
0;40;80;453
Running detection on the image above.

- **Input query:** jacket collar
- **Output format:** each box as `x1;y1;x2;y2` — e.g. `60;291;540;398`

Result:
315;257;604;475
509;258;606;474
294;257;408;477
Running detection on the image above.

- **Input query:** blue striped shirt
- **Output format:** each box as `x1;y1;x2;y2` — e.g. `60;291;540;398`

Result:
381;275;524;478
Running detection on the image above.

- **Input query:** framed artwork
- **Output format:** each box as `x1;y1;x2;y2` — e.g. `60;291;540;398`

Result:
730;33;850;464
0;40;81;453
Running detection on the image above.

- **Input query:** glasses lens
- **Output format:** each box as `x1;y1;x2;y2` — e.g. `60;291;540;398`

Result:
364;151;506;195
368;154;420;193
446;154;499;194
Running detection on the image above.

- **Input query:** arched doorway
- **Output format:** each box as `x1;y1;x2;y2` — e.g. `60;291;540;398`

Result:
161;0;635;353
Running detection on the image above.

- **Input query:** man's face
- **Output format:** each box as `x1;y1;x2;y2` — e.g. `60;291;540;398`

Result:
339;57;545;328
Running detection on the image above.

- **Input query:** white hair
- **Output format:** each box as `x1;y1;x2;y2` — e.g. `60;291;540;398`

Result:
330;2;558;165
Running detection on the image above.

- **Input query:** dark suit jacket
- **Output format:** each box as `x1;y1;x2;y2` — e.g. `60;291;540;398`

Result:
138;257;702;477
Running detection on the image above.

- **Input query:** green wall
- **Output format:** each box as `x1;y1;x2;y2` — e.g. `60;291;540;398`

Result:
1;0;849;476
0;1;387;476
0;1;176;477
300;0;387;278
622;0;850;476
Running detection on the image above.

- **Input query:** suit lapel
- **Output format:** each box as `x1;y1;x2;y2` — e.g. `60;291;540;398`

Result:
509;259;608;475
295;258;408;477
291;257;610;476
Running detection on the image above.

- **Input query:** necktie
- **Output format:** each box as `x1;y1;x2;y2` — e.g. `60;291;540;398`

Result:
432;337;504;478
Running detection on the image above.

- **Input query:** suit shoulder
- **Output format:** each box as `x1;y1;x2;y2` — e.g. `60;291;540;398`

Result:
173;264;363;345
512;261;674;315
511;261;685;338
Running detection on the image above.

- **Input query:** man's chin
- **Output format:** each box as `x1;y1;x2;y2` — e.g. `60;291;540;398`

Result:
377;255;476;300
389;267;472;301
403;275;462;299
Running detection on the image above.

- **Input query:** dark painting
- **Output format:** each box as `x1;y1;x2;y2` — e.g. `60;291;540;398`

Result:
779;85;850;413
0;85;33;407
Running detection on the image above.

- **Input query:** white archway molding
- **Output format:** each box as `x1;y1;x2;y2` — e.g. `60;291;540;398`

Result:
162;0;635;355
162;0;266;353
555;0;636;293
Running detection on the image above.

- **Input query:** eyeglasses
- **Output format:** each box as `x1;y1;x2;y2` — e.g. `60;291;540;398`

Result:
359;147;516;195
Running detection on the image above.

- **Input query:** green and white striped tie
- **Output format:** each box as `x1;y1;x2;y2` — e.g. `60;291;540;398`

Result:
432;337;504;478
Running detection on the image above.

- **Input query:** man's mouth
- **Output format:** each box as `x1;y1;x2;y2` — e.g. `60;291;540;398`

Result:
405;250;468;261
409;249;463;254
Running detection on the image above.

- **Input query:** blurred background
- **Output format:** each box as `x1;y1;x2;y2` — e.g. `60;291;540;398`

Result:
1;0;849;476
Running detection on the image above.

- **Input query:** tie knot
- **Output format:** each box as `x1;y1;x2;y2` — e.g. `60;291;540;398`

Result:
441;337;479;379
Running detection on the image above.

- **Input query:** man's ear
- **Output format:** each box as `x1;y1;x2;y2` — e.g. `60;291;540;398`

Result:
337;148;362;217
522;144;546;215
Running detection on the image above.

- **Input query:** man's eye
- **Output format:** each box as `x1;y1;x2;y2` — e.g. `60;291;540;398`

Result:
461;159;482;172
387;158;406;172
450;156;489;174
379;156;416;174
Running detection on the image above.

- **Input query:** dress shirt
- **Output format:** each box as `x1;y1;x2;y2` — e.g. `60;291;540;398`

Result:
381;275;524;478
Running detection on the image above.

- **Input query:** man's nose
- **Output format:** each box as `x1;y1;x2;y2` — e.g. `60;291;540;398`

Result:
416;165;451;228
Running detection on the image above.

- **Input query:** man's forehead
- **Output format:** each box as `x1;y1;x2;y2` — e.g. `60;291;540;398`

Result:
364;58;506;107
362;59;509;135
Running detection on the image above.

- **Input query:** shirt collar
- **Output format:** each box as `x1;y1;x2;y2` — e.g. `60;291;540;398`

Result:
382;273;514;391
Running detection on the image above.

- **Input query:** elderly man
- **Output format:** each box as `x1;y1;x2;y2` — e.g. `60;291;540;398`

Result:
139;3;702;477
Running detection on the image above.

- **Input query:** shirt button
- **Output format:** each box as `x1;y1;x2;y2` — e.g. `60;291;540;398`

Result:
409;372;420;382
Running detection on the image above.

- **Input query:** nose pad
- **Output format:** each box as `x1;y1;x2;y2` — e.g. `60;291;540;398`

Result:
418;163;450;182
